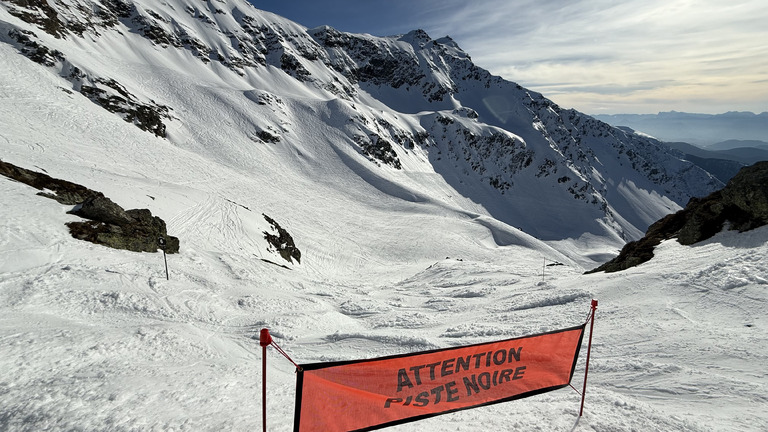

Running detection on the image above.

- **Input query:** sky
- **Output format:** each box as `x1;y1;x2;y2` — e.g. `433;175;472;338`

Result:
251;0;768;115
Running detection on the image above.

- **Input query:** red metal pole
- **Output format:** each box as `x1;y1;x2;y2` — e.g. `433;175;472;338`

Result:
579;299;597;417
260;329;272;432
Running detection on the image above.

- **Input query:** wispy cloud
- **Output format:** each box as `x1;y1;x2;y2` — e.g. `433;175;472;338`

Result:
413;0;768;113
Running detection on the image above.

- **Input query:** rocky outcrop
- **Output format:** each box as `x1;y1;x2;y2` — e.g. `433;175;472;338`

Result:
262;213;300;264
588;161;768;273
0;160;179;253
78;77;171;138
67;196;179;253
0;158;98;204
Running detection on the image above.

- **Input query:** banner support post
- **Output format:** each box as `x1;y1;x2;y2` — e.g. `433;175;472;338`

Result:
260;328;272;432
579;299;598;417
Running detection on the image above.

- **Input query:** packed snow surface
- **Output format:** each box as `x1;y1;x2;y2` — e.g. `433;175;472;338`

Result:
1;1;766;430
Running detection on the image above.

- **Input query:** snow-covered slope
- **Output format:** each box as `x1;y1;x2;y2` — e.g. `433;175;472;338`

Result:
2;1;765;431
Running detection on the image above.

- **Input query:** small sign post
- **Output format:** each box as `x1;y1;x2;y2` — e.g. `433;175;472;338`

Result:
158;237;169;280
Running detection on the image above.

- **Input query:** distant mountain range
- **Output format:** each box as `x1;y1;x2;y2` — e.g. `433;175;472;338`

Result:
592;111;768;148
595;112;768;182
707;139;768;152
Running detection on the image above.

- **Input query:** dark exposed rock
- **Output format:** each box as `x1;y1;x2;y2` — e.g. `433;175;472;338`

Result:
70;195;133;226
254;130;281;143
353;134;402;169
588;161;768;273
262;214;301;264
67;203;180;254
0;159;100;204
0;160;179;253
5;0;65;38
101;0;132;20
79;79;171;138
280;53;312;81
7;28;65;66
721;162;768;230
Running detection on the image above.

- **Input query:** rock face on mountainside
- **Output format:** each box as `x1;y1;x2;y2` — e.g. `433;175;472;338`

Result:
0;159;180;253
588;161;768;273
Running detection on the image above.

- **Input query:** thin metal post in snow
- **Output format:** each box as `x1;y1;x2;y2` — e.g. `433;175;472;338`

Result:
580;299;598;416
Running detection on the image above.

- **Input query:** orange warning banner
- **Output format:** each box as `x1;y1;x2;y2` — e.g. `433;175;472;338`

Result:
293;324;585;432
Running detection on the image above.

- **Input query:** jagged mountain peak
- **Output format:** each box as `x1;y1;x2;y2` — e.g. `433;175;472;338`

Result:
1;0;722;248
396;28;433;45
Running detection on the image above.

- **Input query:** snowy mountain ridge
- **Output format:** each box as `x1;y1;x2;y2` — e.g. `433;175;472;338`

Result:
1;0;721;245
